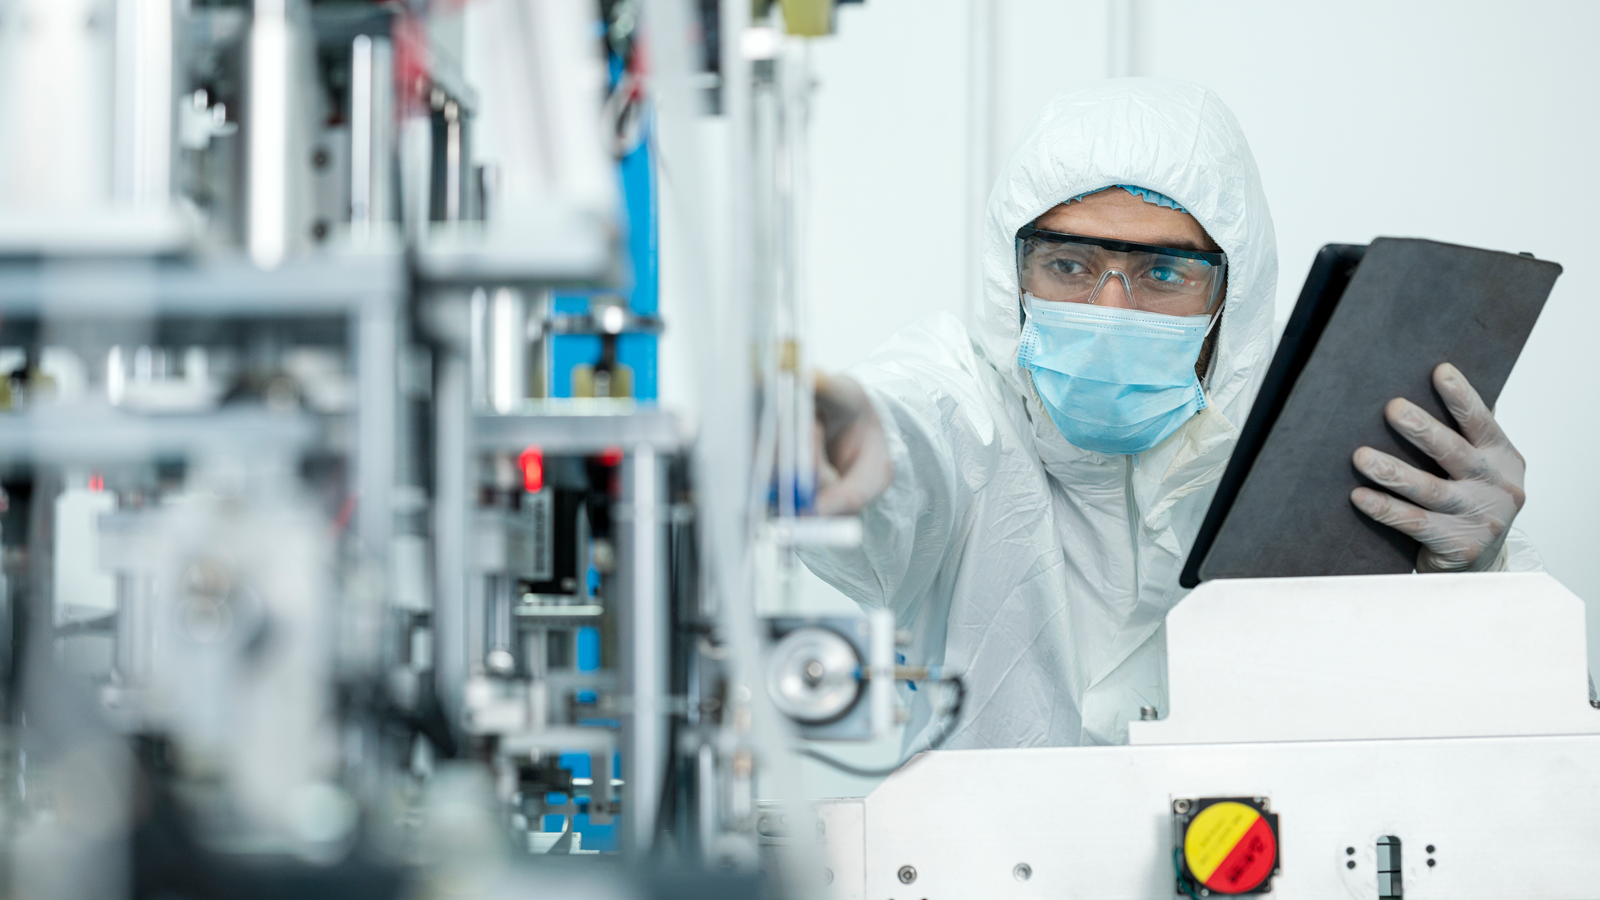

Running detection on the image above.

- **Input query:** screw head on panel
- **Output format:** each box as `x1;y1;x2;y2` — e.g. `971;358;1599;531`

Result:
897;865;916;884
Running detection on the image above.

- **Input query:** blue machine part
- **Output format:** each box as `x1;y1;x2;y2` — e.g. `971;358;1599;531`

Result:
576;626;601;672
548;751;620;852
899;651;917;690
575;626;599;706
550;94;658;401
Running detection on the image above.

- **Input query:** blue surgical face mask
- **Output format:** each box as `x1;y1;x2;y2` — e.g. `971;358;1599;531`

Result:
1016;293;1214;456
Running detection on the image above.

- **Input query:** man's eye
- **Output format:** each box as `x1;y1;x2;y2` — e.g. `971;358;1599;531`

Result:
1047;258;1089;276
1148;265;1188;285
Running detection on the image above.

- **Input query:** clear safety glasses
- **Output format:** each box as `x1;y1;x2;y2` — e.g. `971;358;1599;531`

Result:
1016;224;1227;318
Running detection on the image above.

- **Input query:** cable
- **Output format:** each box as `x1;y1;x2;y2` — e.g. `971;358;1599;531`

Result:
1174;847;1202;900
795;675;965;779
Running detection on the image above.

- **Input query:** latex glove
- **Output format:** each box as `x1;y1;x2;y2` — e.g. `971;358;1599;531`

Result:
1350;363;1526;572
813;372;893;516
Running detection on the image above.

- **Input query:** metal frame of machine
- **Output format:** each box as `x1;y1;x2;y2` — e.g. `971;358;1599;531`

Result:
0;0;897;896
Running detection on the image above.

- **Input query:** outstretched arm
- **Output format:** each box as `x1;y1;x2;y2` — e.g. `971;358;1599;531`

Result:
813;372;893;516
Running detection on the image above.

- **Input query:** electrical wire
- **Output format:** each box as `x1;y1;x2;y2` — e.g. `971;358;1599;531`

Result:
1174;847;1202;900
795;675;965;779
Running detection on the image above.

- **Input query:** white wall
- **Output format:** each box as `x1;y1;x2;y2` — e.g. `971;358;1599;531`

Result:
806;1;1120;371
787;0;1600;796
804;0;975;371
1129;0;1600;667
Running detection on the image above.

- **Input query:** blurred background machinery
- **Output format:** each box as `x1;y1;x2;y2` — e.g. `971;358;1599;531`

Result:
0;0;912;897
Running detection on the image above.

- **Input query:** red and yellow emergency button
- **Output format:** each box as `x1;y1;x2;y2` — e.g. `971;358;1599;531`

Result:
1181;800;1279;894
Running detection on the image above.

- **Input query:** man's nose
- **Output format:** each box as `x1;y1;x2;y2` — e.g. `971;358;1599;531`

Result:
1090;269;1137;309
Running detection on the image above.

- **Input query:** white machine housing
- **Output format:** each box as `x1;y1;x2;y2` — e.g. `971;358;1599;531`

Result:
817;572;1600;900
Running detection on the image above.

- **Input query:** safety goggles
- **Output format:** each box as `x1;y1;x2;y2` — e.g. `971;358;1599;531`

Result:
1016;224;1227;318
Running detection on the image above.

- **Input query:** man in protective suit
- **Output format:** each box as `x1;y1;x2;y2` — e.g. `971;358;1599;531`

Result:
801;79;1537;751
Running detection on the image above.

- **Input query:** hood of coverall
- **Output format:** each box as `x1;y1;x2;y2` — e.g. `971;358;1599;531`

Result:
975;78;1278;449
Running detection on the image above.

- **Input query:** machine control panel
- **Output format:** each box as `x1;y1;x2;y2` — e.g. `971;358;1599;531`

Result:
1173;797;1280;896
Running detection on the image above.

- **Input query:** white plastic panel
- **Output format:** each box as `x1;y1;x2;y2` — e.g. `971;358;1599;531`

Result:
818;799;865;900
1130;572;1599;745
839;735;1600;900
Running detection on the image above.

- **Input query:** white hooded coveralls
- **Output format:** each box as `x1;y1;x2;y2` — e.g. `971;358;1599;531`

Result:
801;79;1539;750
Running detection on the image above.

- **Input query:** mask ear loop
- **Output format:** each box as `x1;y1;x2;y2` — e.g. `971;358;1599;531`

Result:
1015;239;1028;331
1196;300;1225;390
1199;257;1228;328
1198;261;1229;385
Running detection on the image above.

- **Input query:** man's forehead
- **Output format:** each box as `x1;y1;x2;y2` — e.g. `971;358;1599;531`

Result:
1033;192;1217;253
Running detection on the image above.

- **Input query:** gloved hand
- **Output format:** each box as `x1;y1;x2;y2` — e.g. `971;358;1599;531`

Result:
1350;363;1526;572
813;372;893;516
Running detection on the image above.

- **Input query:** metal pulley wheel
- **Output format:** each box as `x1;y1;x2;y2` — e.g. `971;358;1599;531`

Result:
765;626;863;725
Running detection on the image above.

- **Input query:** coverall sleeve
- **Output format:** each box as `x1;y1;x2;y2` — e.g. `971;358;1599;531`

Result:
797;314;995;625
1500;525;1544;572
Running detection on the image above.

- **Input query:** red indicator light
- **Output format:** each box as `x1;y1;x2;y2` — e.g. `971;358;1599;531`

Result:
519;446;544;494
599;446;624;467
88;473;104;493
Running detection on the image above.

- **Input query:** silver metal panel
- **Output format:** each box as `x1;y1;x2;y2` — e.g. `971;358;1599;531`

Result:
0;408;317;462
0;255;403;315
841;735;1600;900
474;505;555;584
473;403;683;453
1130;573;1600;745
413;214;614;286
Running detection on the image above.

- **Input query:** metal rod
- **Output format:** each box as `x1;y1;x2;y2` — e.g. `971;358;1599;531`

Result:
114;0;173;208
248;0;290;268
356;294;397;572
350;35;374;233
113;573;147;682
621;443;665;855
444;101;463;223
489;287;527;414
433;328;471;730
349;32;392;240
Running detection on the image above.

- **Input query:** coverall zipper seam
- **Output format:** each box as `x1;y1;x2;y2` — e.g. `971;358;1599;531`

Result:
1125;456;1139;597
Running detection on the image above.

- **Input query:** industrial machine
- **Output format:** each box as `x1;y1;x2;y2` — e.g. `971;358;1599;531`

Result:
0;0;906;897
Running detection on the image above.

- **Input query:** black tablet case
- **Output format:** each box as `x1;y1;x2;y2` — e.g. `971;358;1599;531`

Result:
1191;237;1560;582
1179;243;1367;588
